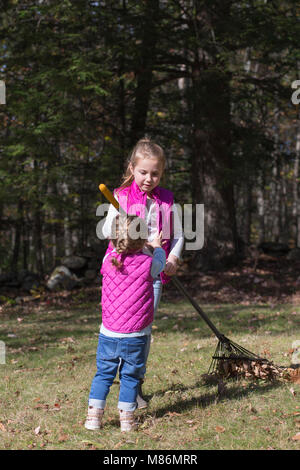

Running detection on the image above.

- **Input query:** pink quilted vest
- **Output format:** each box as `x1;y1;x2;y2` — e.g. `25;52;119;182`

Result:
105;180;174;284
100;251;154;333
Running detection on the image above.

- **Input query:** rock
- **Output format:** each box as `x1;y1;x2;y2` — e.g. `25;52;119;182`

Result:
20;272;40;292
0;272;20;287
287;248;300;261
87;258;100;270
84;269;97;280
258;242;290;256
61;255;87;270
80;248;96;258
47;266;79;291
89;239;107;257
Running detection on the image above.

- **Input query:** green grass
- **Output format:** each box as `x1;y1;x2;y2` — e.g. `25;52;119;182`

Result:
0;293;299;450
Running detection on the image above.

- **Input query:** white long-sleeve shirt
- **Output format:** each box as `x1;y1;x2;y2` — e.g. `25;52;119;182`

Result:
101;193;184;260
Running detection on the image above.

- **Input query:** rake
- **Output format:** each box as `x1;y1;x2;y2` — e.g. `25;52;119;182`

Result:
99;184;282;380
170;276;273;376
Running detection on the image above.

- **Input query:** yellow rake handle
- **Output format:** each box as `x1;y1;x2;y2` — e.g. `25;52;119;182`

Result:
99;184;120;211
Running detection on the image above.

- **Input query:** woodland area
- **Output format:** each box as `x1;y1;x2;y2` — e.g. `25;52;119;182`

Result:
0;0;300;290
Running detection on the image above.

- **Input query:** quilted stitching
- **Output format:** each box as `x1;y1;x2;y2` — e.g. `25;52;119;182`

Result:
101;253;154;333
105;182;173;285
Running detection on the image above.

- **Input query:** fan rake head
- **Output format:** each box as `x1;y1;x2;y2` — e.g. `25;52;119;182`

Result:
207;335;284;381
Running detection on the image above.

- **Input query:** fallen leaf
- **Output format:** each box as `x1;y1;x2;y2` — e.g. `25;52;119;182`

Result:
60;337;75;344
34;426;40;435
58;433;68;442
215;425;225;433
291;432;300;441
114;441;123;449
0;422;6;432
249;404;257;414
289;369;300;385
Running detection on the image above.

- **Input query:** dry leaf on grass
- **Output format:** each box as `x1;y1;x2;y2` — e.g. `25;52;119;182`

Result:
0;422;7;432
213;359;300;384
288;369;300;385
215;425;225;433
60;337;75;344
291;432;300;441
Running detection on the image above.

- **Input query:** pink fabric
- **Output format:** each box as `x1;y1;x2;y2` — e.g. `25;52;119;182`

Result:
105;180;174;284
100;251;154;333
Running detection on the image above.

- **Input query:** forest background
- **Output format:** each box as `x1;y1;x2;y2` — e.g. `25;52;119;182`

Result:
0;0;300;282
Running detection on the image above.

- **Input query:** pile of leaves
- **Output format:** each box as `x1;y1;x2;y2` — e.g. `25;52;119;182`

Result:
211;360;300;383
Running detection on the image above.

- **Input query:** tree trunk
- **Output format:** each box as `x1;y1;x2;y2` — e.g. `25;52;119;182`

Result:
280;163;289;245
256;175;265;244
33;203;44;275
240;182;252;246
293;124;300;247
62;182;72;256
270;156;281;242
191;63;238;270
22;205;30;271
129;0;159;145
10;201;22;271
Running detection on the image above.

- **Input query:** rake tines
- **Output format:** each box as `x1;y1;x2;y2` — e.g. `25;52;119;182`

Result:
171;277;286;381
207;336;287;381
208;335;270;375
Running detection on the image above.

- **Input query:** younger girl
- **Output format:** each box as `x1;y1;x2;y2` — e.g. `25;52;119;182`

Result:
85;215;166;432
101;138;184;407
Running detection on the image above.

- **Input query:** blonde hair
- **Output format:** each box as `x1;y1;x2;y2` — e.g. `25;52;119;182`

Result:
110;214;148;269
117;137;166;192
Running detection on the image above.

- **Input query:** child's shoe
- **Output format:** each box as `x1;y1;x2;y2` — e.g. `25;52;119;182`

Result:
119;410;137;432
84;406;104;430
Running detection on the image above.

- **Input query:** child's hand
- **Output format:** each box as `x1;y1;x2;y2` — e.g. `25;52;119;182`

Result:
147;231;164;250
164;254;179;276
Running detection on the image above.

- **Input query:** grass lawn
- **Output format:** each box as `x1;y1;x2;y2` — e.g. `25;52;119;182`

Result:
0;286;299;450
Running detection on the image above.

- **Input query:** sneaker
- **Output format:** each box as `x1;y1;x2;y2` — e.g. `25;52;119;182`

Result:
119;410;137;432
84;406;104;430
136;379;148;409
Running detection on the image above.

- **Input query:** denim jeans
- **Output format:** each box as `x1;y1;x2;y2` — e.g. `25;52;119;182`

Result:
139;278;162;379
89;334;148;412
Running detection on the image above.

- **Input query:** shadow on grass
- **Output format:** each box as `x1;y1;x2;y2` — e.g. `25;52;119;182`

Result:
2;297;299;364
147;378;283;419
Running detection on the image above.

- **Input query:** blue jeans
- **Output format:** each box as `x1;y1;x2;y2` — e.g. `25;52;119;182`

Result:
89;334;148;411
139;278;162;379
